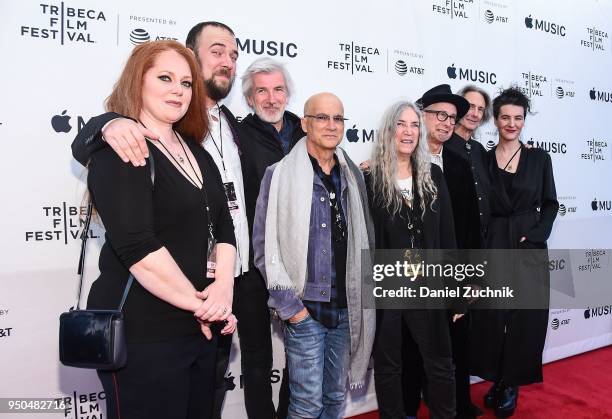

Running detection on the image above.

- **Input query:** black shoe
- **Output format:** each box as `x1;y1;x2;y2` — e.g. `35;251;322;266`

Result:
494;386;518;418
456;403;484;419
483;381;503;409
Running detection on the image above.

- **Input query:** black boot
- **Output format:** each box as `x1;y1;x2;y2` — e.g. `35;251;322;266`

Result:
495;386;518;418
483;381;503;409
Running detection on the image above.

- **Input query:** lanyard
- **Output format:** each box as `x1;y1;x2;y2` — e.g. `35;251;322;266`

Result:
208;104;226;174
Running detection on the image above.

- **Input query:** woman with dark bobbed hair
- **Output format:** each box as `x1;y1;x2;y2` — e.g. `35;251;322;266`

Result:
470;87;558;418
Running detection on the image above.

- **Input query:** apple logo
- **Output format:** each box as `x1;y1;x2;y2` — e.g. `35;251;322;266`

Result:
527;138;534;146
51;110;72;133
590;88;596;100
447;64;457;79
592;199;598;211
346;125;359;143
584;308;591;319
224;372;236;391
525;15;533;29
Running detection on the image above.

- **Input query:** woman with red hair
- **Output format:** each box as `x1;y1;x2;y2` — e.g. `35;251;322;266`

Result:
86;40;237;419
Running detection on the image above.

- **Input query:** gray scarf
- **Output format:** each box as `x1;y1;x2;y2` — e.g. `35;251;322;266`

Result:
264;137;375;389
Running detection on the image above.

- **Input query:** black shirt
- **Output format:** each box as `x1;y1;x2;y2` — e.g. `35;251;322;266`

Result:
86;140;236;343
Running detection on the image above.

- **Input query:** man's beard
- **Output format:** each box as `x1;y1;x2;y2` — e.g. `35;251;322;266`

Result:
256;107;284;125
205;73;234;102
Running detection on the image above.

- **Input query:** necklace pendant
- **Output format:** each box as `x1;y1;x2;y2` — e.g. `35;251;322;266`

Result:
179;155;185;164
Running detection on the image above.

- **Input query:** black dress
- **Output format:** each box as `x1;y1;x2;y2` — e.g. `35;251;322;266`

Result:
470;145;558;386
87;140;236;342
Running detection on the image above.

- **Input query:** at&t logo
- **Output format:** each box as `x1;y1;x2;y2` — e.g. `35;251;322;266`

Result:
555;86;575;99
394;60;425;77
129;28;177;45
447;63;497;85
345;125;377;143
483;9;508;24
550;318;569;330
524;15;566;37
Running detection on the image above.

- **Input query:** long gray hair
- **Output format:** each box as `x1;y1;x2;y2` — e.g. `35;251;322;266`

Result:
369;101;437;217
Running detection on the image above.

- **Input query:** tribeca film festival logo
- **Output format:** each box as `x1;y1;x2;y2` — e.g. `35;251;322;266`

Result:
577;249;608;273
431;0;476;20
580;138;608;163
446;63;497;86
557;196;577;217
237;38;298;58
526;137;567;155
518;71;550;98
580;26;608;52
20;3;108;45
345;124;377;144
57;390;106;419
327;42;383;75
391;49;425;77
24;203;98;244
584;304;612;319
524;14;566;37
50;110;90;134
589;87;612;104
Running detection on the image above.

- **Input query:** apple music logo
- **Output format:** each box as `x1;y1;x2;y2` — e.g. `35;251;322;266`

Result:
345;125;377;144
524;14;566;37
446;63;497;85
50;110;90;134
589;87;612;103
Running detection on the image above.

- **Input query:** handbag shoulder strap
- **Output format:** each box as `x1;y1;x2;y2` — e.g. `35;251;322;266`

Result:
74;152;155;310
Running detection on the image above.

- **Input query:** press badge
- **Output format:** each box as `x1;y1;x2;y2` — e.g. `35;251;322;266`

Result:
223;181;240;216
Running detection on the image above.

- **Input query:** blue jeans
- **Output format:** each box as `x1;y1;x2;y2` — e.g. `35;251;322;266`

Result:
284;308;350;419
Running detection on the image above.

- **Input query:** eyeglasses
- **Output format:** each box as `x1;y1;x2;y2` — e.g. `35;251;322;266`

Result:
304;114;348;125
422;110;457;125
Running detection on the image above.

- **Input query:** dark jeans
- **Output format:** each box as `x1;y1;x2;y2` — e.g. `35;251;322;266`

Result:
374;309;455;419
401;324;424;416
212;269;290;419
99;334;217;419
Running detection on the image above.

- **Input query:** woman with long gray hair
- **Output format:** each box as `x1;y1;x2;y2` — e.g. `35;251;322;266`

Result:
365;101;462;419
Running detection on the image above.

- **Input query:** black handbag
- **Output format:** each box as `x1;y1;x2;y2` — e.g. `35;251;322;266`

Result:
59;150;155;370
58;201;133;370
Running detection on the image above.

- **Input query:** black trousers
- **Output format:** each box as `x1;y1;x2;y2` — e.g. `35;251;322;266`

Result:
212;269;290;419
449;312;474;414
374;309;455;419
401;324;424;416
98;333;217;419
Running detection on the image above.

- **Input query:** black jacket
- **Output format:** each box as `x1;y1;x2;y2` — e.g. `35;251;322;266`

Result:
239;111;305;234
71;106;242;166
442;133;490;249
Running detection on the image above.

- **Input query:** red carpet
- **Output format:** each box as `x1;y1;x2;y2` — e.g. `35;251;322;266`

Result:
349;345;612;419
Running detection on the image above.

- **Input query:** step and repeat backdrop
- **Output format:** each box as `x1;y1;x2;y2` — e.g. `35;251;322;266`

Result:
1;0;612;417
